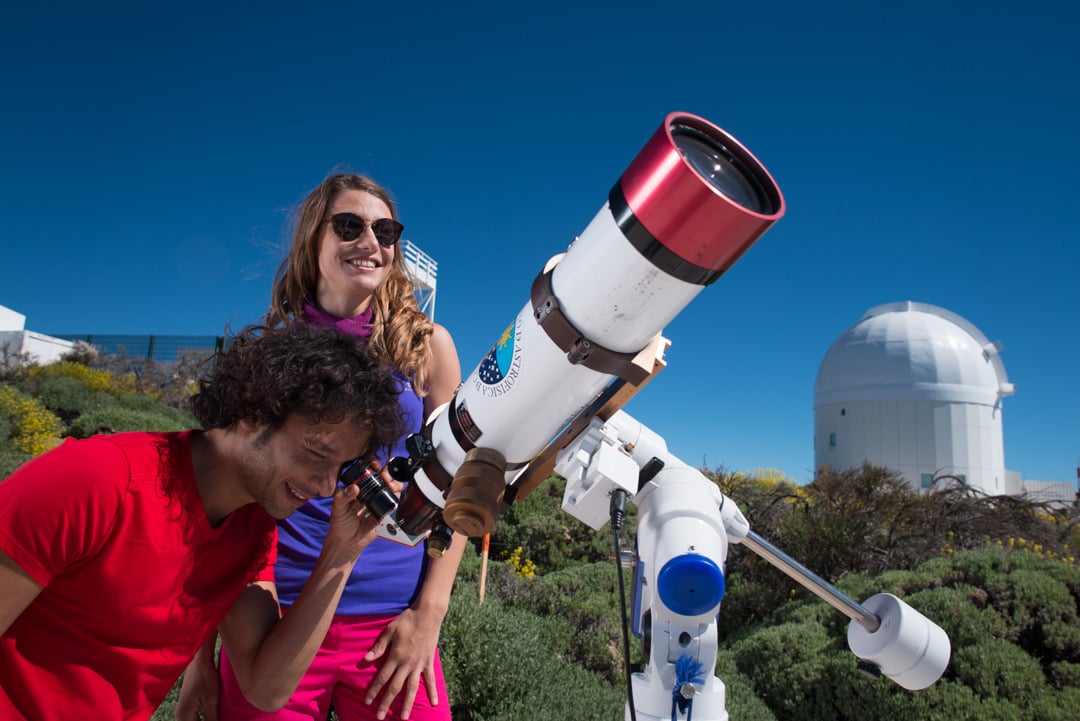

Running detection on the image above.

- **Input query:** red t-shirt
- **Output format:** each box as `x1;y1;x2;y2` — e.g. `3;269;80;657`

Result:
0;431;277;721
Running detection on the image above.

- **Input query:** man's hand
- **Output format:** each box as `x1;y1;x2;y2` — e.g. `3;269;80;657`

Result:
174;641;220;721
326;464;401;561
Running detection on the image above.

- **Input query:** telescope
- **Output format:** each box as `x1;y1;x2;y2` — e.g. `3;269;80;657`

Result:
356;112;950;720
385;111;783;543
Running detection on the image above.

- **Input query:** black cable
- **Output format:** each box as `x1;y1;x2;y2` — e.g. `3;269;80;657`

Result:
610;489;637;721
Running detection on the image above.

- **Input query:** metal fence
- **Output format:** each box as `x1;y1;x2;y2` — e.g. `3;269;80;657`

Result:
54;334;226;364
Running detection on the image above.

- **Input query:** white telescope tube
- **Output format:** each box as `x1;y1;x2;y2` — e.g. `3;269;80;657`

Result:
395;112;785;538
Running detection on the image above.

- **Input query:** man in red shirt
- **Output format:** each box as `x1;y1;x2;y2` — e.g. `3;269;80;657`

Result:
0;324;406;721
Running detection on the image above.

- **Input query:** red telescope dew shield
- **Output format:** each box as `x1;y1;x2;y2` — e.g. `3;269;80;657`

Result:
612;112;785;285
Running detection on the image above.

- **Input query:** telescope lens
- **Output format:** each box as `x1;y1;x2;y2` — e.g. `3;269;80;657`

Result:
671;123;774;215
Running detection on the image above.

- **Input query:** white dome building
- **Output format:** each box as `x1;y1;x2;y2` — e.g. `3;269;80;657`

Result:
813;301;1015;494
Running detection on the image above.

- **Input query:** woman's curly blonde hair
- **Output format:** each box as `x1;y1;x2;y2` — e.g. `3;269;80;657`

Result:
266;173;435;395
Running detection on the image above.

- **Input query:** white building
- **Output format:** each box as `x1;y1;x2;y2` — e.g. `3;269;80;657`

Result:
814;301;1075;503
0;304;74;365
814;301;1022;495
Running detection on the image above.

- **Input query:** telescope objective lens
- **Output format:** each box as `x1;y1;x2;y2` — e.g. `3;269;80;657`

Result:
670;123;774;215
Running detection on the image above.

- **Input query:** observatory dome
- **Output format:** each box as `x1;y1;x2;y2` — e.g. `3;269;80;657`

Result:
815;301;1014;408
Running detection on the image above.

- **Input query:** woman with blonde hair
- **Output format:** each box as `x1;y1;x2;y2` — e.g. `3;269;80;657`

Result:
178;173;463;721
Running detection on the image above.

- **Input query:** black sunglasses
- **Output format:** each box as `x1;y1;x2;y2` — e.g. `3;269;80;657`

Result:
326;212;404;247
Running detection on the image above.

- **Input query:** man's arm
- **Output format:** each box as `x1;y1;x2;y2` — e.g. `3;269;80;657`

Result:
217;482;380;711
174;633;220;721
0;550;43;636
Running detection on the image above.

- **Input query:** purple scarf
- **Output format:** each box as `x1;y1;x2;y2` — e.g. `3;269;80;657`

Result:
301;301;374;341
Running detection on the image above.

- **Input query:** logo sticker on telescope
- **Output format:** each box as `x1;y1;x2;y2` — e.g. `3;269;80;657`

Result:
476;321;522;397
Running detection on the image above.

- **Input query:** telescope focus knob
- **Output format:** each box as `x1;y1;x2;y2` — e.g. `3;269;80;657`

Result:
443;447;507;538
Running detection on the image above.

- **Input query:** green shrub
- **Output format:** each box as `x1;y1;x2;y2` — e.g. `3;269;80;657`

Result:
714;650;778;721
441;588;626;721
0;437;31;479
899;585;1010;649
721;547;1080;720
717;563;803;640
69;406;193;438
835;567;924;601
35;374;114;420
994;568;1080;657
112;392;196;427
851;679;1026;721
456;546;780;719
1048;660;1080;688
727;606;1047;721
491;476;631;574
482;560;632;684
1027;688;1080;721
729;621;839;719
952;637;1045;704
779;463;920;581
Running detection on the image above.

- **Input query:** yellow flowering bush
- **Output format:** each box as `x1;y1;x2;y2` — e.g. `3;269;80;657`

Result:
503;545;537;578
0;383;64;456
1037;509;1080;551
942;533;1080;569
996;536;1078;569
940;530;957;555
716;467;806;505
30;361;140;396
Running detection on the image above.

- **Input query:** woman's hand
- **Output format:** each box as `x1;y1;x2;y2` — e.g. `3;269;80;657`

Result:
362;604;446;720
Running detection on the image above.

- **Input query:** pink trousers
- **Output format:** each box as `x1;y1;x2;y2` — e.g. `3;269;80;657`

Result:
218;614;451;721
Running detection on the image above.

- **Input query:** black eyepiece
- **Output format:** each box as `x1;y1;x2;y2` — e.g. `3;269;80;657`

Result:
340;461;398;518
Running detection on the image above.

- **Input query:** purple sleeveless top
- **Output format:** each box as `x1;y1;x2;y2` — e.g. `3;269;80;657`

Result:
273;302;428;615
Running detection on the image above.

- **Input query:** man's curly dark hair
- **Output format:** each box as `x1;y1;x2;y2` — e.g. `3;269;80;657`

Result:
189;325;405;461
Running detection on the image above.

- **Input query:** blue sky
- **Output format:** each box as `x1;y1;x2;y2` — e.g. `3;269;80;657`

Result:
1;1;1076;484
